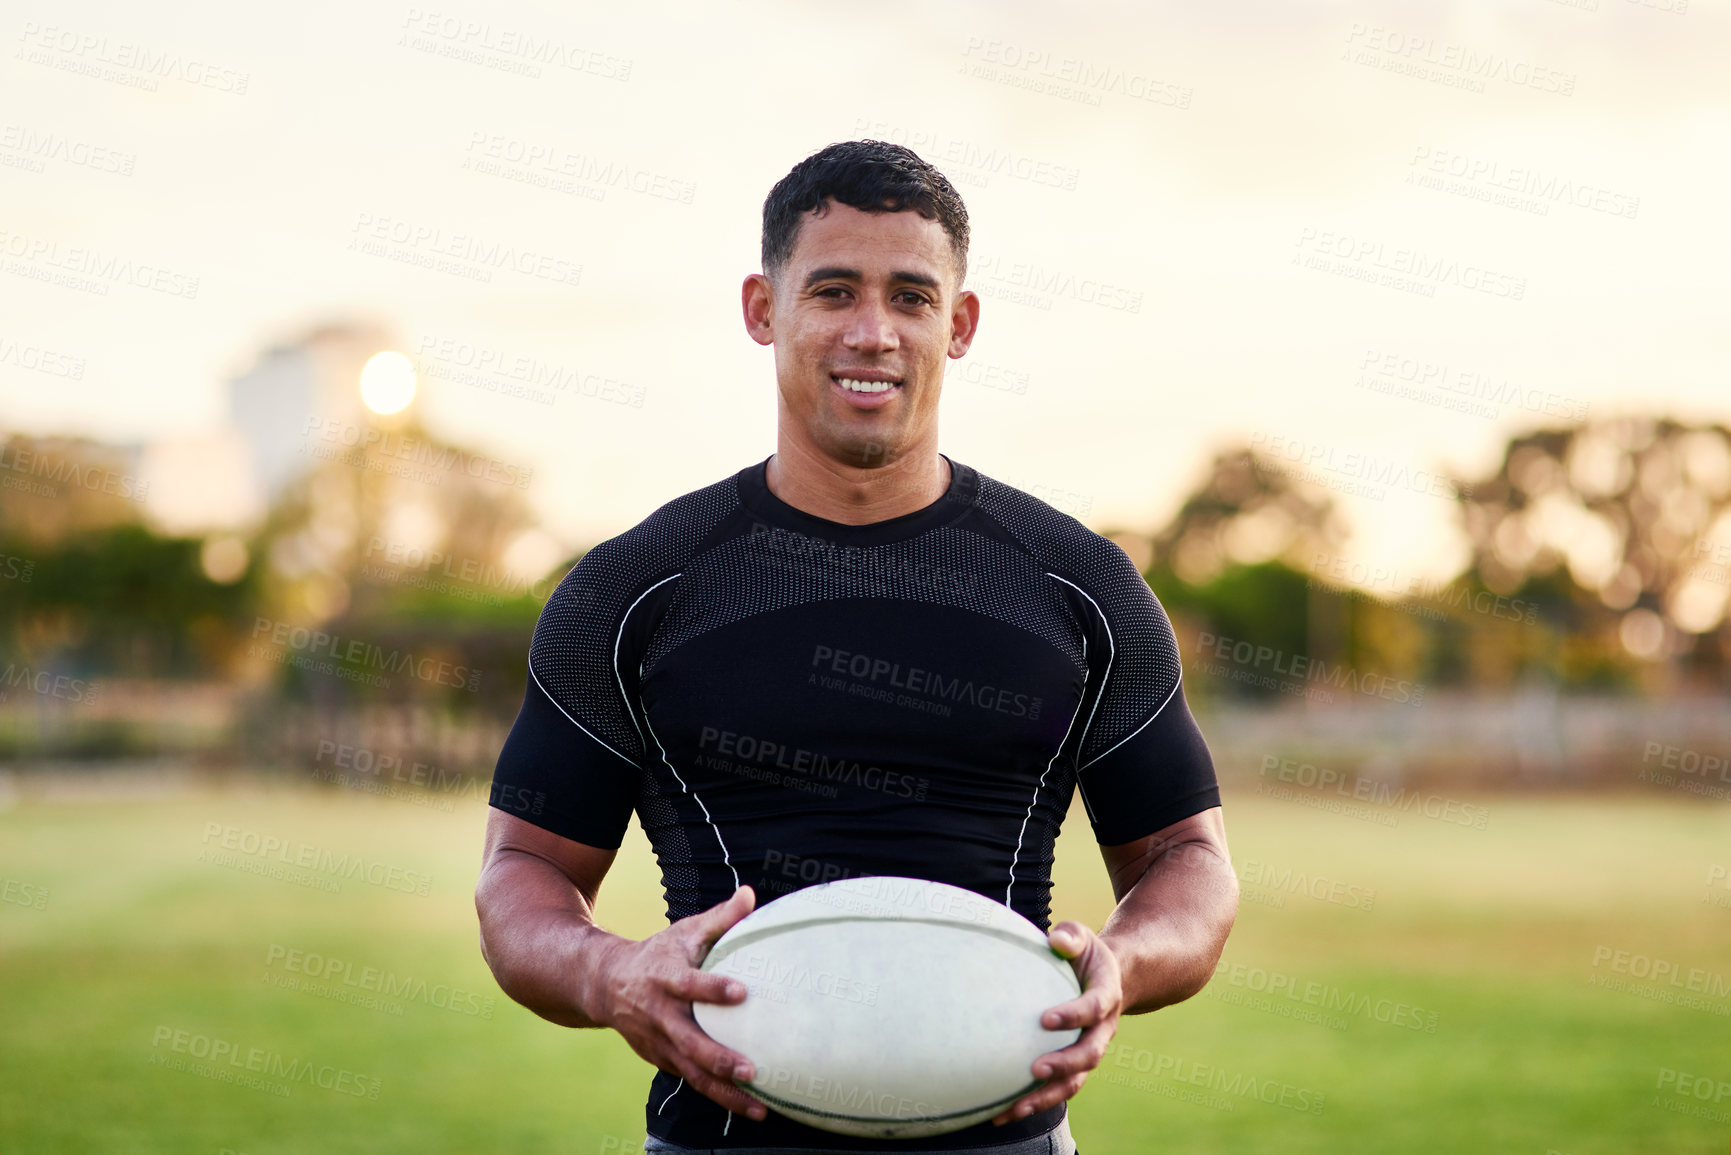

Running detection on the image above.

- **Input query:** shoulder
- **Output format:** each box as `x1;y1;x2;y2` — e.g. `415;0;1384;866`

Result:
571;470;742;585
971;468;1148;604
533;471;743;647
971;468;1185;762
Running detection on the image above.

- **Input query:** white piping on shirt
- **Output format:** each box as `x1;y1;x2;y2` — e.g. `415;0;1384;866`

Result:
1006;685;1092;909
1005;576;1108;908
1080;675;1182;772
1047;573;1114;759
615;573;682;751
640;695;740;891
1043;570;1186;772
1071;633;1099;825
527;665;638;768
1044;572;1110;828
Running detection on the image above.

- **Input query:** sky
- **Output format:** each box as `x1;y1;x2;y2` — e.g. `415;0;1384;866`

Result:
2;0;1726;585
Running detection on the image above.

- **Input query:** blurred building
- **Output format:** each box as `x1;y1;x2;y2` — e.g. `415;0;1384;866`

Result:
230;321;399;506
49;315;561;630
141;321;405;537
220;320;557;626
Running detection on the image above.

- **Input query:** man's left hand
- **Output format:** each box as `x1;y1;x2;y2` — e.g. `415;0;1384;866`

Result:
991;920;1122;1126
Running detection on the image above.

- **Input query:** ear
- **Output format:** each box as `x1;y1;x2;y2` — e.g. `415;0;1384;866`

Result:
947;289;981;359
742;274;775;347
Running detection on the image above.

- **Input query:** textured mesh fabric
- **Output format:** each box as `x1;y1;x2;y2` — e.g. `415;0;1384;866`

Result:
528;475;741;762
643;525;1088;674
528;468;1185;771
510;456;1208;867
972;476;1185;767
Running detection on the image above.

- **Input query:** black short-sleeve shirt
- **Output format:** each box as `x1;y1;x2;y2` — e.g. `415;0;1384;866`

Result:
491;456;1220;1150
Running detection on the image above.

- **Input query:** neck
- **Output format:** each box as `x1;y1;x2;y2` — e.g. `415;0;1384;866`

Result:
765;435;950;526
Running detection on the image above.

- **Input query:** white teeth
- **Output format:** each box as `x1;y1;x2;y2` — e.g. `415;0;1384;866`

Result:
837;377;896;394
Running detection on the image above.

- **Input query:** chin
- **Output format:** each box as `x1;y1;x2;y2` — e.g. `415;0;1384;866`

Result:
826;433;900;469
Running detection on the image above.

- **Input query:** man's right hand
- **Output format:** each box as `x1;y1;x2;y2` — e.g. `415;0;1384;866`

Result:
591;885;768;1121
476;813;768;1120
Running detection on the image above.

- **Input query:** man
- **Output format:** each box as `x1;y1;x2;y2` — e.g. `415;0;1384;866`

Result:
476;140;1238;1154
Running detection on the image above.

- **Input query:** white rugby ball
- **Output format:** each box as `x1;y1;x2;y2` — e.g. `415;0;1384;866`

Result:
693;875;1082;1138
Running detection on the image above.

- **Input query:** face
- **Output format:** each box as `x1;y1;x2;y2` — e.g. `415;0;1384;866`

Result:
743;201;980;470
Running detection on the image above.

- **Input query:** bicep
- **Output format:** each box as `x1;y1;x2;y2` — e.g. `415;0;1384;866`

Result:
1067;555;1219;846
1099;806;1230;903
490;668;642;850
486;560;676;851
481;808;618;905
1076;677;1221;847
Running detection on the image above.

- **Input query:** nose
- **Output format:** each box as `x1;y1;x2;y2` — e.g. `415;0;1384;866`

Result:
841;296;899;355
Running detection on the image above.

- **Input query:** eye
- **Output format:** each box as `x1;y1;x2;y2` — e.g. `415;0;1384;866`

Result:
894;291;931;307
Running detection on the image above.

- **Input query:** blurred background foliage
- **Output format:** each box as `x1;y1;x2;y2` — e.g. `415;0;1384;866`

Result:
3;411;1728;767
1121;417;1731;706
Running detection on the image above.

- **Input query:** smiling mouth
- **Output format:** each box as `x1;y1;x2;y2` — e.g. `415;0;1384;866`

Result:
832;374;902;395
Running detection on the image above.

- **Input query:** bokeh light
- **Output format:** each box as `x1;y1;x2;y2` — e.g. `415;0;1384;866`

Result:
359;351;416;415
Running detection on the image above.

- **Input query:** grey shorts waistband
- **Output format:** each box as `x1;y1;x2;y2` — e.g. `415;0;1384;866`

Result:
641;1116;1077;1155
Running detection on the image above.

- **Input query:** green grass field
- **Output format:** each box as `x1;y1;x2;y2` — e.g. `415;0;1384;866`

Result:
1;777;1728;1154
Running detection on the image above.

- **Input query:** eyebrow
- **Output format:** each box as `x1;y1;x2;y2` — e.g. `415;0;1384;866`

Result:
801;266;942;292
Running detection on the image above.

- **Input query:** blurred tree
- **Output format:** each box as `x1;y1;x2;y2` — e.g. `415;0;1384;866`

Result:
0;524;257;677
1149;561;1314;675
1451;416;1731;674
1144;446;1350;586
248;412;555;630
1113;445;1352;702
238;411;570;744
0;433;147;544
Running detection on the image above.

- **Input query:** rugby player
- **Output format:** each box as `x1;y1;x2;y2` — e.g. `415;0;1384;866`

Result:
476;139;1239;1154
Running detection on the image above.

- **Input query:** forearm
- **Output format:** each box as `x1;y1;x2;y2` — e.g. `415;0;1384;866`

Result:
475;849;628;1028
1098;840;1239;1015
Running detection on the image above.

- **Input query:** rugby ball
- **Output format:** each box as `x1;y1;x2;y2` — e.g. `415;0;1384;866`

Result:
693;875;1082;1138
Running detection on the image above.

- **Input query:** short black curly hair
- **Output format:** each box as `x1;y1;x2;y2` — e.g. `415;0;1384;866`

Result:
761;140;970;288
